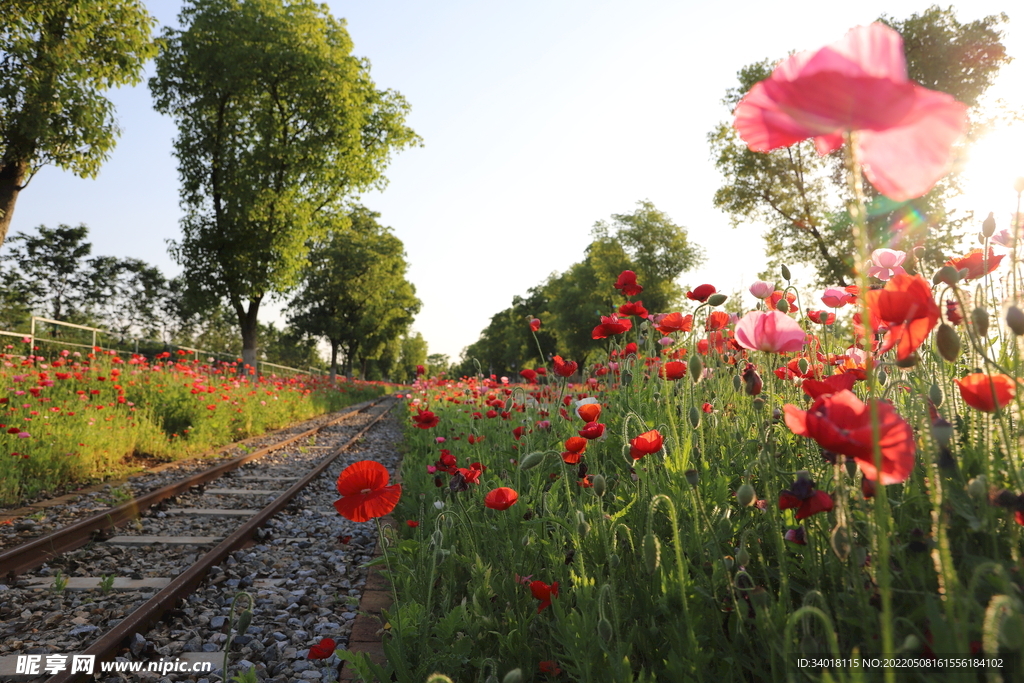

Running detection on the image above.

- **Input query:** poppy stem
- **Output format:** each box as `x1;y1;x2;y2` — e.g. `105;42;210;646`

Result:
845;132;896;682
374;517;408;667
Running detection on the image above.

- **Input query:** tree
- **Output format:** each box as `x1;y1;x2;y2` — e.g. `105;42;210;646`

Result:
458;201;702;374
288;206;421;379
0;1;156;245
709;7;1010;286
0;224;179;341
150;0;420;372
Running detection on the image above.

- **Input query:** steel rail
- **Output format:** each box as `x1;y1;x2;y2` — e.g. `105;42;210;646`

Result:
45;397;397;683
0;396;387;579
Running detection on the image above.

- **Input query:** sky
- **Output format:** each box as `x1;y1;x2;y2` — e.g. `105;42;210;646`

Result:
8;0;1024;364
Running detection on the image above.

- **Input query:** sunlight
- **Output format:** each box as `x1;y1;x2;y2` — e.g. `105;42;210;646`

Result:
957;124;1024;234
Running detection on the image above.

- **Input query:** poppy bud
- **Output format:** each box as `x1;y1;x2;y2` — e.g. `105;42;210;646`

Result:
781;264;791;281
598;617;614;642
592;474;606;497
684;469;699;486
689;355;703;382
775;298;790;313
933;265;961;286
877;368;887;385
935;324;961;362
577;511;591;537
643;532;661;573
502;669;523;683
237;608;253;636
895;352;919;368
609;553;620;568
1008;306;1024;335
736;546;750;567
830;524;851;561
733;375;742;392
967;475;987;500
486;675;499;683
797;358;809;375
707;293;728;307
432;530;443;546
737;483;756;507
742;365;762;396
929;383;944;408
688;406;701;428
519;451;546;471
982;212;996;238
752;397;766;411
930;417;953;448
972;307;990;337
521;534;531;547
723;555;734;570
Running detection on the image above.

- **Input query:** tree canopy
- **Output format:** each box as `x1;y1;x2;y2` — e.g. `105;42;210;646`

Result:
288;206;421;379
150;0;420;371
0;0;156;245
457;201;702;376
708;6;1010;286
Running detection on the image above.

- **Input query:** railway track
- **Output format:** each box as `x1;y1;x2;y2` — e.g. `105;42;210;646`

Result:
0;395;403;683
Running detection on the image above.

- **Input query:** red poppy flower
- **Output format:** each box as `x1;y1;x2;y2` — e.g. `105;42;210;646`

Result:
655;312;693;335
411;409;440;429
955;373;1016;413
801;372;857;400
592;314;633;339
733;23;967;202
741;364;763;395
778;473;834;520
553;356;577;378
520;368;537;383
629;429;664;460
618;300;649;318
539;661;562;676
945;300;962;325
530;318;542;332
686;284;717;302
333;460;402;522
659;360;687;380
705;311;730;331
531;580;559;613
576;402;601;422
806;310;836;325
767;290;797;315
406;520;419;528
945;248;1004;281
784;390;915;484
307;638;336;660
864;273;940;361
512;426;526;441
485;487;519;510
416;365;425;375
614;270;643;296
784;527;807;546
578;422;605;440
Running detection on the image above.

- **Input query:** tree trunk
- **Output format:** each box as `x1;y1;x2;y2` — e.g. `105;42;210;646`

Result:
0;160;28;248
232;297;261;377
329;339;339;382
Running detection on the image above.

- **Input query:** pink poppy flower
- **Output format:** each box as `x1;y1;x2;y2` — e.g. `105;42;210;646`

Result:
733;23;968;202
749;280;775;299
867;248;907;280
734;311;807;353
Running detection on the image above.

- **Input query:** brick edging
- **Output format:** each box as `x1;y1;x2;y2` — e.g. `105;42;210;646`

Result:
339;515;395;682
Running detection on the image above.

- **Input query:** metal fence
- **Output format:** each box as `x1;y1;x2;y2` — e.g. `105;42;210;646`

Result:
3;316;325;378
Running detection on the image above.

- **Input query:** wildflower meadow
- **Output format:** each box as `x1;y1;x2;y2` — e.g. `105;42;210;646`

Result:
0;344;384;505
329;23;1024;683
